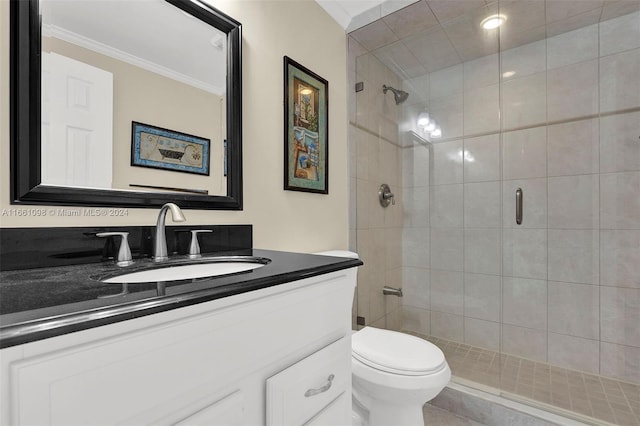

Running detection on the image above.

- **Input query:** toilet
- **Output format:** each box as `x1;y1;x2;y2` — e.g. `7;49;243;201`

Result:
351;327;451;426
313;251;451;426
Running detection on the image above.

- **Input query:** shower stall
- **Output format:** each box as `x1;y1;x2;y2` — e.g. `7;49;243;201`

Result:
348;1;640;424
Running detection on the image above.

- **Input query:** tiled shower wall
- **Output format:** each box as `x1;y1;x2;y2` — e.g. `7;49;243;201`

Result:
348;37;405;331
398;11;640;384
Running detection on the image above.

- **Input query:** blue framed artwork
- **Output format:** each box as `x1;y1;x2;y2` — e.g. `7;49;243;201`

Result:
283;56;328;194
131;121;210;176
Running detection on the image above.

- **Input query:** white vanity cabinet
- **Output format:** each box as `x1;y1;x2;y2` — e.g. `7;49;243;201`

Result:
0;268;356;426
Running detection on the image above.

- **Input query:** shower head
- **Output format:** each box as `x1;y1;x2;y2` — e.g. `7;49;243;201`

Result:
382;84;409;105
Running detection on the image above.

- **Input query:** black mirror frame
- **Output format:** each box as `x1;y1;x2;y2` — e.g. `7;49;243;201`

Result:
10;0;243;210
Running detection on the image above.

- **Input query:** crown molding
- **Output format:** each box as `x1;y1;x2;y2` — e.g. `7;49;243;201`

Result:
42;24;225;96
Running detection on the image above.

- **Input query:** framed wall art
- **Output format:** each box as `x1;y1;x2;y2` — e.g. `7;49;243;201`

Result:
131;121;210;175
283;56;328;194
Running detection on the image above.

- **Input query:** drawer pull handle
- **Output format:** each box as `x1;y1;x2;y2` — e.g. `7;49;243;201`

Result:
304;374;334;397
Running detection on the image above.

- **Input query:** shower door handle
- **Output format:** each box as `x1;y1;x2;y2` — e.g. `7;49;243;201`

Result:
516;188;523;225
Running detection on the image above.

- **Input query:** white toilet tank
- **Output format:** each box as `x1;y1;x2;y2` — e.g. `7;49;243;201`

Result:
313;250;360;259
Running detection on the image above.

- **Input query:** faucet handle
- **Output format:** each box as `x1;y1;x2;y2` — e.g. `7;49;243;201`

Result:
188;230;213;258
97;232;134;267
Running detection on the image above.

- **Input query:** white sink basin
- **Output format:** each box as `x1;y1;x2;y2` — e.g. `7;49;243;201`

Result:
101;256;269;283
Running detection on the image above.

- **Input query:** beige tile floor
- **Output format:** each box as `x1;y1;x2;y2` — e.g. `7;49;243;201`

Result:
421;335;640;426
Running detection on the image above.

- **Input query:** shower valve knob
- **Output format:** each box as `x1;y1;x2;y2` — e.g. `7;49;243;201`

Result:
379;184;395;207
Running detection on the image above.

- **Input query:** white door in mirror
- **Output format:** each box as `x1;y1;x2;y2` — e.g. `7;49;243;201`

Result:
41;52;113;189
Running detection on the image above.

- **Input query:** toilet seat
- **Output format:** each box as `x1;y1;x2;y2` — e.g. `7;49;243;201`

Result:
352;327;446;376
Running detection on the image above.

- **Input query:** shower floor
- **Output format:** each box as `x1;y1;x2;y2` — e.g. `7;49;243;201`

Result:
415;334;640;425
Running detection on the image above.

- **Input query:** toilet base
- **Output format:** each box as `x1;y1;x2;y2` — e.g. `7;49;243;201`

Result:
352;410;365;426
351;364;450;426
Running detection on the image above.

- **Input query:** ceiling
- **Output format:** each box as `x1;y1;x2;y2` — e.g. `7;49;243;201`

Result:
320;0;640;77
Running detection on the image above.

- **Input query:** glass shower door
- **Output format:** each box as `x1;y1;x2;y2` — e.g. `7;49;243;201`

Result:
497;2;640;423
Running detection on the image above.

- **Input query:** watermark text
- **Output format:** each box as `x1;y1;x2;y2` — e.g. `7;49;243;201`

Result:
1;208;129;217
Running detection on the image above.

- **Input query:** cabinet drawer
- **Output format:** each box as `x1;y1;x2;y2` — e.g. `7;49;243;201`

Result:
304;392;350;426
266;336;350;425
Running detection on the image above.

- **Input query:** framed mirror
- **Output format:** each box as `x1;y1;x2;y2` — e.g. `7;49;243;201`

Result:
10;0;243;209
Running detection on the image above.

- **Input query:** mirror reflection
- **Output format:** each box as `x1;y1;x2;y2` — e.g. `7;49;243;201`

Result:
40;0;227;196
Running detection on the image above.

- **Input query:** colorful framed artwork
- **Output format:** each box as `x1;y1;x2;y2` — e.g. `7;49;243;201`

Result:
131;121;210;175
283;56;328;194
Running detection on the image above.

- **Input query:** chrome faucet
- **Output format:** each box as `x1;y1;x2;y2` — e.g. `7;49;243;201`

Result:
154;203;186;261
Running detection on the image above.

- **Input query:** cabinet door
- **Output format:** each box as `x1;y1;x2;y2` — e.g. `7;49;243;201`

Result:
175;390;244;426
266;336;351;425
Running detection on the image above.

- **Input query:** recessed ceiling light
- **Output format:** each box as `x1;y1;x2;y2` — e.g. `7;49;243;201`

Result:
502;70;516;78
481;14;506;30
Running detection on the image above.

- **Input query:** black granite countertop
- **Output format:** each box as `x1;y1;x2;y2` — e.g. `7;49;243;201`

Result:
0;249;362;349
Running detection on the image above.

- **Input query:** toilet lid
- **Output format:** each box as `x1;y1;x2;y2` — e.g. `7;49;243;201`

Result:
352;327;446;376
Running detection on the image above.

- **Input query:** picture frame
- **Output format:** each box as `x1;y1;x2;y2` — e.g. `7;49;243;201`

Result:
131;121;210;175
283;56;328;194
